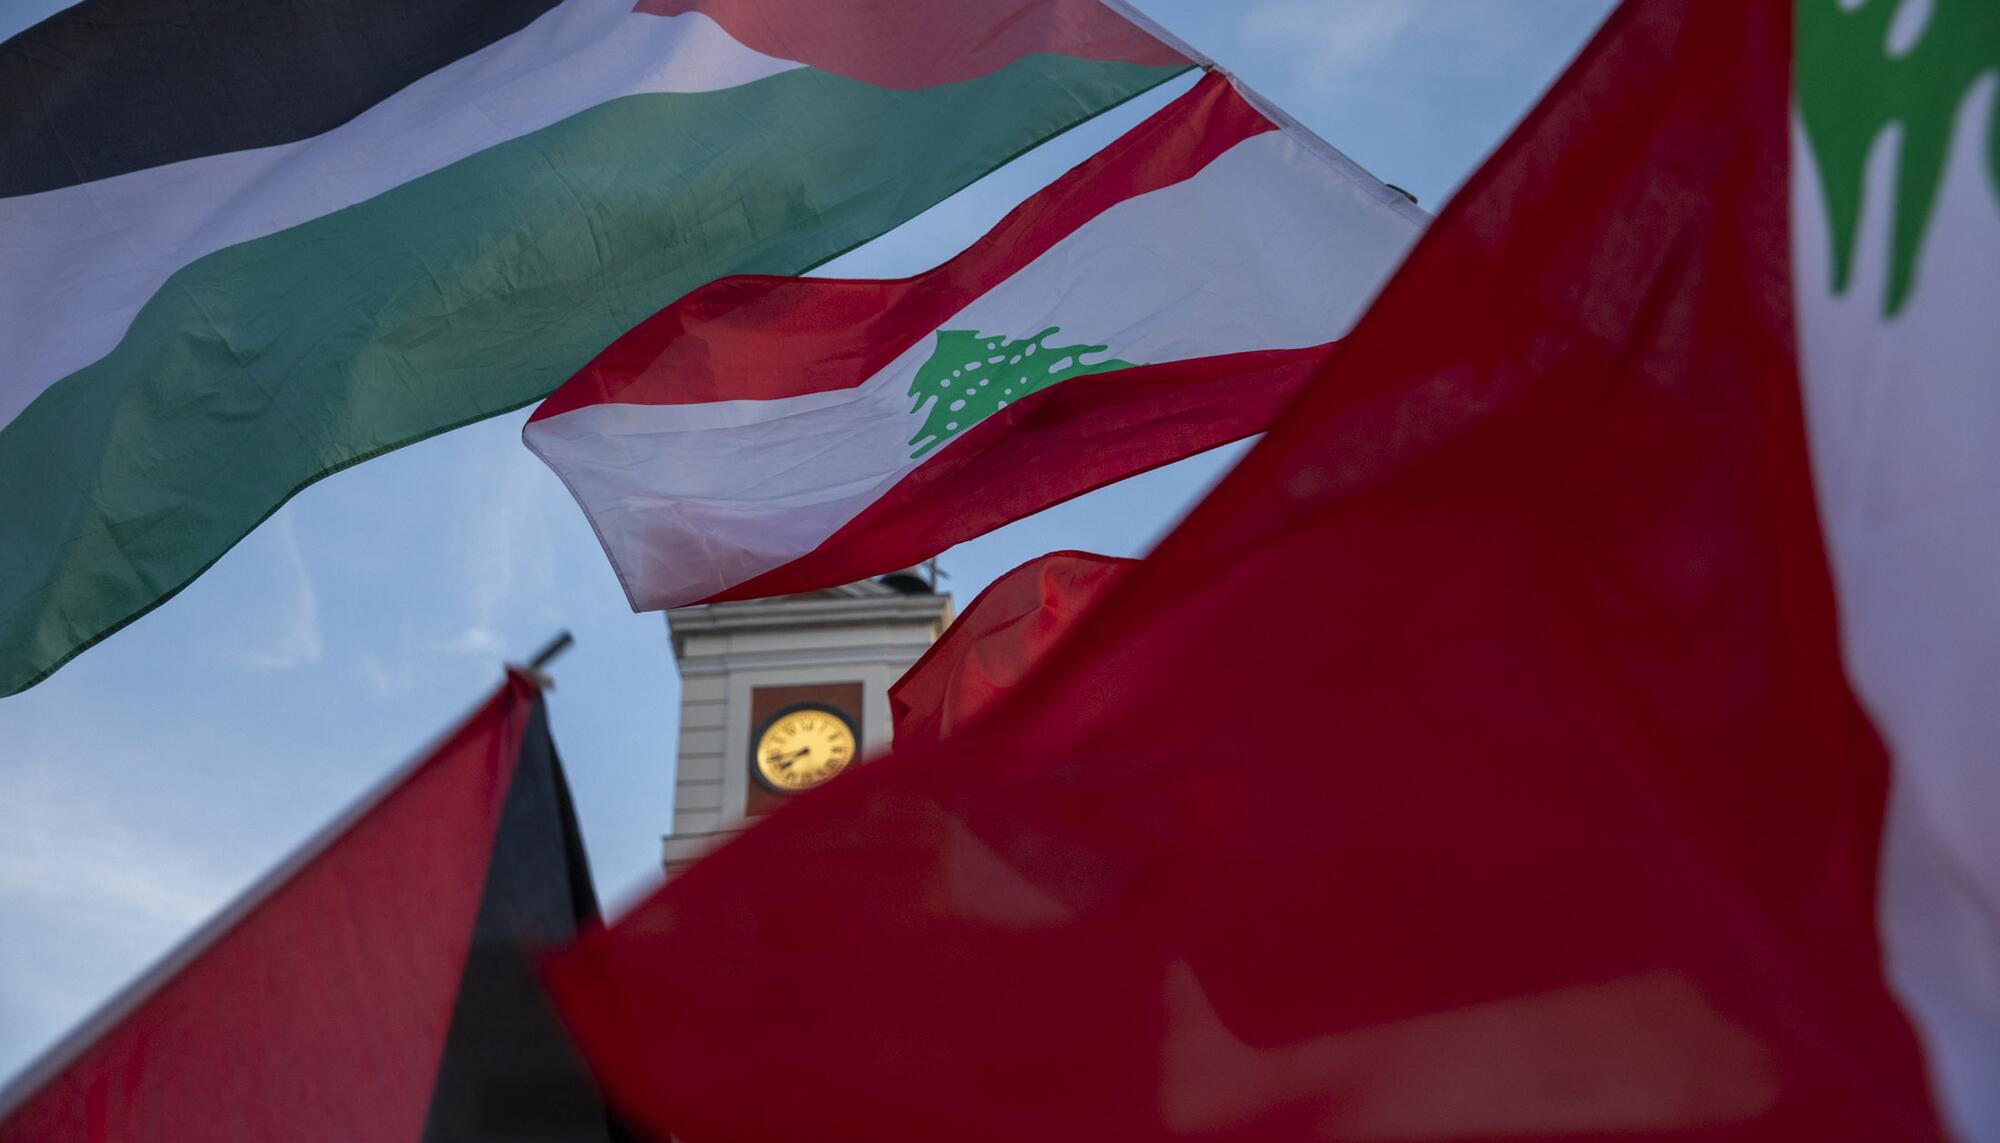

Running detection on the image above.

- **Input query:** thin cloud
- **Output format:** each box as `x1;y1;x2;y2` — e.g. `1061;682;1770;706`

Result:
230;513;324;671
1242;0;1550;93
0;770;224;935
433;416;565;660
1243;0;1417;79
0;766;234;1080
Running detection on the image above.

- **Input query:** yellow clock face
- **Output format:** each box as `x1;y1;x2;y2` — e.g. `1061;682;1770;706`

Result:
754;705;858;793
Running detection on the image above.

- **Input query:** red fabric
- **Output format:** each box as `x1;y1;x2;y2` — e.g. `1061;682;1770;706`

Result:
530;74;1270;421
633;0;1186;89
0;674;538;1143
547;1;1947;1139
891;551;1134;743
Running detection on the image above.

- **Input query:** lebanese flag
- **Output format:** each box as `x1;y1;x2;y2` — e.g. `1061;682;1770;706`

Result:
890;550;1132;743
0;673;622;1142
524;73;1425;610
0;0;1190;698
544;0;1999;1138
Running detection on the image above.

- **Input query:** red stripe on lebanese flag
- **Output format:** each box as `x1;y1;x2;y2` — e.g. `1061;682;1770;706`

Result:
636;0;1189;87
544;1;1953;1139
526;74;1424;611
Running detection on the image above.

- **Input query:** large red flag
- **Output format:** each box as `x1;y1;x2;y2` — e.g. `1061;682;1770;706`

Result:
0;672;627;1143
544;0;1965;1138
890;551;1133;743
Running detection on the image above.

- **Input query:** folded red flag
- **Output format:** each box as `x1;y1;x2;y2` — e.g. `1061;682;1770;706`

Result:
543;0;1960;1137
0;672;628;1143
890;551;1134;743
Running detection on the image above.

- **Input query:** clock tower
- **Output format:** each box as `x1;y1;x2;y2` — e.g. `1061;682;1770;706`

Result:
662;572;951;876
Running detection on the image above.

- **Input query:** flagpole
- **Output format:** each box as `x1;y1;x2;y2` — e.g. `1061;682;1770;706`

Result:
527;630;574;672
514;629;575;693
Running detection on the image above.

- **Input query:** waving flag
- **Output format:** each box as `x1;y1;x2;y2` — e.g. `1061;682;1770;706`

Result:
890;550;1132;743
545;0;1997;1138
524;73;1425;610
1794;2;2000;1132
0;0;1191;697
0;672;617;1142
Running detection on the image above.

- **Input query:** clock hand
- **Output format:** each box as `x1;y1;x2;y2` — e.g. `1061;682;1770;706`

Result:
766;746;812;769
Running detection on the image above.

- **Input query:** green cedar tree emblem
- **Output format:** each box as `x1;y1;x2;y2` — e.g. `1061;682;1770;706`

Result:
906;328;1134;459
1796;0;2000;316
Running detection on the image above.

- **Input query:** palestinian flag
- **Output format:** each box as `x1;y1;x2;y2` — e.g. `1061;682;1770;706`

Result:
889;550;1131;743
0;0;1192;697
546;1;1999;1138
524;73;1425;610
0;672;623;1141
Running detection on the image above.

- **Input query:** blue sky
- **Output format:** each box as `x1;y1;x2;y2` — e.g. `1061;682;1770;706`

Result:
0;0;1616;1083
